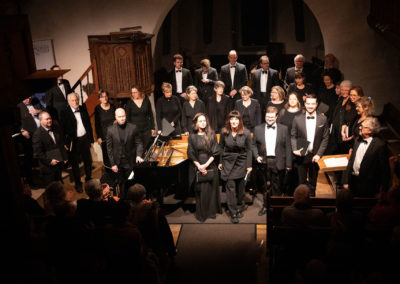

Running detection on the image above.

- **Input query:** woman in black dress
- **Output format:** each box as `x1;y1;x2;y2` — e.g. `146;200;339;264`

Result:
181;86;205;135
277;93;303;195
287;71;313;106
156;82;182;136
218;110;252;224
234;86;261;133
94;90;116;167
266;85;286;114
125;86;155;151
318;71;338;122
187;113;221;222
206;80;230;133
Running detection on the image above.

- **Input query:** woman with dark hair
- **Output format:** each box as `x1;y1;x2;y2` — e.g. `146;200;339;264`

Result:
234;86;261;133
156;82;182;135
318;71;339;122
125;86;155;151
181;85;205;135
218;110;252;223
187;113;221;222
287;71;313;105
94;90;116;167
206;80;230;133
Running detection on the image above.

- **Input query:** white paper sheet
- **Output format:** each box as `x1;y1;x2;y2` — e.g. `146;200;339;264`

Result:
324;157;348;168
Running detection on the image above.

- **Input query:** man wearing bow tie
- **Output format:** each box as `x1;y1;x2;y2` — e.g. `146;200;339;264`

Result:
252;106;292;214
169;54;193;105
343;117;390;197
193;58;218;101
220;50;248;109
251;55;280;114
44;65;72;121
291;94;329;196
61;93;94;193
32;111;68;186
283;54;312;89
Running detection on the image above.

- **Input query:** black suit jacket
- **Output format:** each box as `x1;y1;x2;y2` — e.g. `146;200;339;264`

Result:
169;68;193;95
17;98;43;134
342;137;390;196
220;62;248;95
44;79;72;120
193;67;218;101
291;113;329;157
106;123;143;169
60;104;94;147
32;125;68;174
234;99;261;129
252;123;292;170
251;68;280;102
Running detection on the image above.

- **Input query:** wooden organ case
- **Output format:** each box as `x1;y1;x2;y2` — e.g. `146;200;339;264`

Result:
88;30;154;99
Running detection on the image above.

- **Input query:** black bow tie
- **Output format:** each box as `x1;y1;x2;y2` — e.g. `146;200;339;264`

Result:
262;71;268;74
358;138;368;144
74;110;80;113
58;82;63;86
267;125;275;129
307;116;315;119
230;66;236;68
176;70;182;73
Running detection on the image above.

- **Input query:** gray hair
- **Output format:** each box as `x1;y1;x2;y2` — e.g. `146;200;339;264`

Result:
363;117;381;134
38;111;51;121
294;54;305;62
340;80;352;89
186;85;198;96
67;92;79;102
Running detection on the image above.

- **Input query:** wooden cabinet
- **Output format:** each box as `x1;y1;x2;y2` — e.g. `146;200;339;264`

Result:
88;32;154;98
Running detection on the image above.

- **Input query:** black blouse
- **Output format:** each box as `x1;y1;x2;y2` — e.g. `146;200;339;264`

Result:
156;95;182;131
125;96;155;132
94;104;116;140
181;100;206;133
288;83;313;105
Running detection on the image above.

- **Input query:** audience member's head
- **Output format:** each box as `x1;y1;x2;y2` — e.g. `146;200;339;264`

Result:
293;184;311;206
43;181;75;215
336;188;353;214
126;183;147;204
85;178;103;201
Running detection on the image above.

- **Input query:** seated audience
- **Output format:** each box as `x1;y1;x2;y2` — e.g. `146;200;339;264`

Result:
368;186;400;229
281;184;326;226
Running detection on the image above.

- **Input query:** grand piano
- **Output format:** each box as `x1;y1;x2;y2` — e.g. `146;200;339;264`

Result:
132;134;190;203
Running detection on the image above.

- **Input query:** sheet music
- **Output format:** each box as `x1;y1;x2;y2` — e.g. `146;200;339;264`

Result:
324;157;348;168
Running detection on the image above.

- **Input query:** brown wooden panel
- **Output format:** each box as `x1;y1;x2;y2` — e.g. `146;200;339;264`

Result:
113;43;135;97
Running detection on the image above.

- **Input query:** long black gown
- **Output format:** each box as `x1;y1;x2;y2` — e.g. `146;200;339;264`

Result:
187;133;221;222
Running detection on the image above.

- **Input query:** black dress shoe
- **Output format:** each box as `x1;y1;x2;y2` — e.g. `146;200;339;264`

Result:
75;183;83;193
231;215;239;224
236;210;244;218
258;207;267;216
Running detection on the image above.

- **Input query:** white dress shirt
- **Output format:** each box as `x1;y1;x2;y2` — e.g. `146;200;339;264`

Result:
58;83;66;98
71;106;87;137
260;70;268;92
265;123;277;156
202;72;208;80
230;65;236;89
43;126;56;144
352;137;373;176
305;114;316;152
175;68;183;93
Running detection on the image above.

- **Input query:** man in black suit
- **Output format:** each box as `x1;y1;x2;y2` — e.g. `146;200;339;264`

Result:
44;65;72;121
17;96;43;186
169;53;193;105
251;55;280;112
193;58;218;101
61;92;93;193
343;117;390;197
32;111;68;186
252;106;292;214
291;94;329;196
106;108;143;199
284;54;312;89
220;50;248;109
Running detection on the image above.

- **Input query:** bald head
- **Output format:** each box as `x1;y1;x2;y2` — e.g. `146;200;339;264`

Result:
115;108;126;125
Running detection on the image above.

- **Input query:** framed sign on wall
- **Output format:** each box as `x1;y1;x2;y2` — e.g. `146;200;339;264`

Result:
33;39;55;70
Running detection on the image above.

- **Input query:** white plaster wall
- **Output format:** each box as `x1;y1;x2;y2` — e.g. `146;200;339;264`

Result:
305;0;400;114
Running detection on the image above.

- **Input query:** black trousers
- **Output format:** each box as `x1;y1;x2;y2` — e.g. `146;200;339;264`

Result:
296;153;319;195
70;135;92;185
225;178;245;215
116;166;132;199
